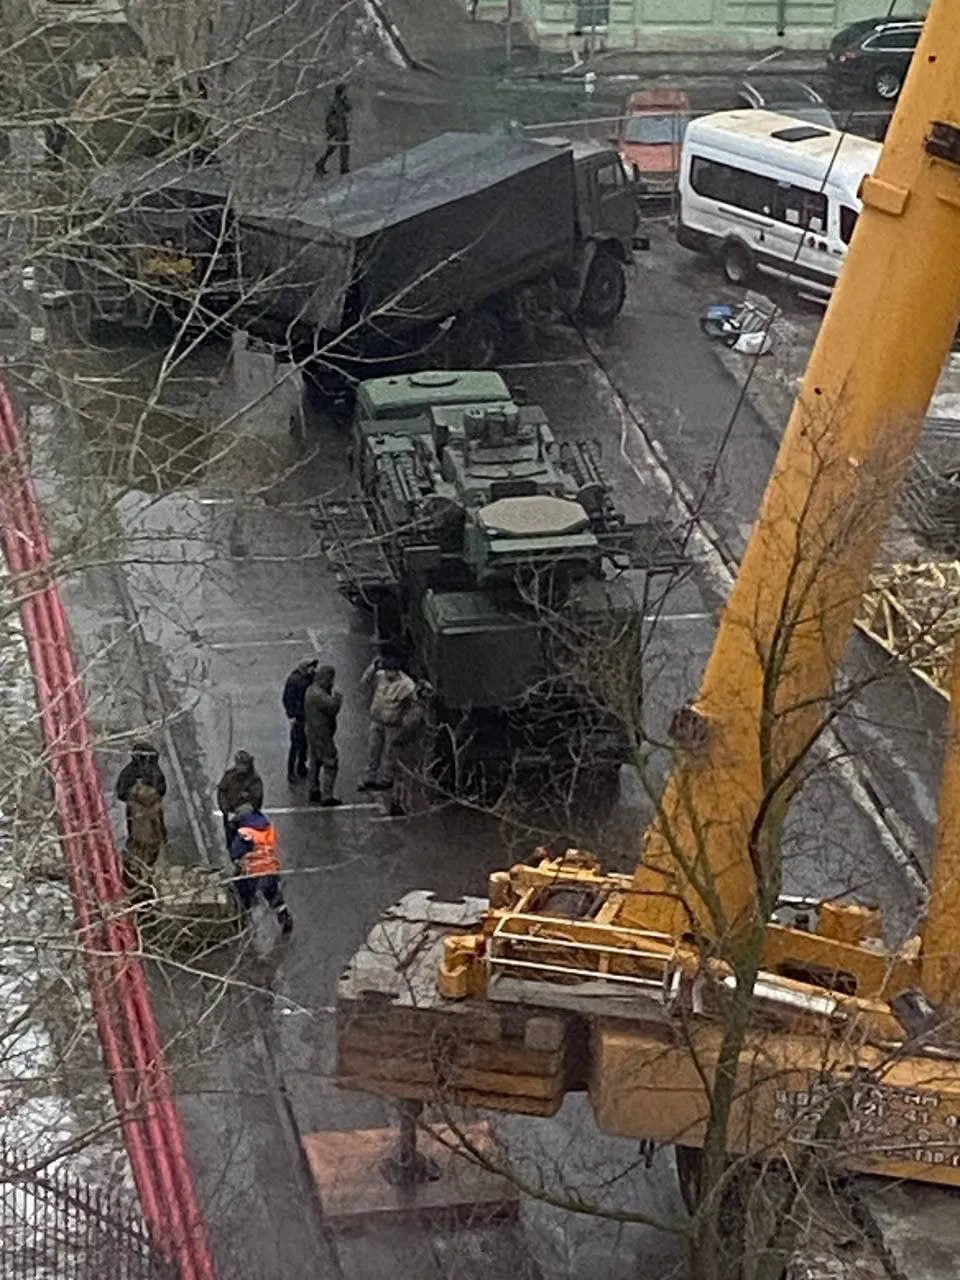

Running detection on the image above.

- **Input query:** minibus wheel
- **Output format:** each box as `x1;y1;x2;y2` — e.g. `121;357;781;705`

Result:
722;240;754;287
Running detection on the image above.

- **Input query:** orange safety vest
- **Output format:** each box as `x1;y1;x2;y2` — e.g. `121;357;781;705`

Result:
237;822;280;877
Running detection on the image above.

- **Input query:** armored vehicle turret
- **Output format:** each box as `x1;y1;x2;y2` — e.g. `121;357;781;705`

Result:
316;370;686;801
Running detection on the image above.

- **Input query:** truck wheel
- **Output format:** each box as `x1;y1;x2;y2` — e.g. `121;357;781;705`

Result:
722;240;754;287
578;252;626;327
445;309;503;368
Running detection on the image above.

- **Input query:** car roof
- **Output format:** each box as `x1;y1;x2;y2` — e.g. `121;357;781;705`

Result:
842;15;924;40
686;109;881;194
626;87;689;112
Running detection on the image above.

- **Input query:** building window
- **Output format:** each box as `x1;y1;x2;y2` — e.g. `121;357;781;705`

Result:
574;0;610;32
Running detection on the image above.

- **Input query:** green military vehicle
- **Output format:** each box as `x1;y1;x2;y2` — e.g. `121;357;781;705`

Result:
73;130;642;382
314;369;685;803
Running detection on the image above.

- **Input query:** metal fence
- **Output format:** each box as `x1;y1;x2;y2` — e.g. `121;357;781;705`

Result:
0;1143;167;1280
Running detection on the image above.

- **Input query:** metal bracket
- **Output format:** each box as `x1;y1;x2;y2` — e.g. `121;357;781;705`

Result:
926;121;960;166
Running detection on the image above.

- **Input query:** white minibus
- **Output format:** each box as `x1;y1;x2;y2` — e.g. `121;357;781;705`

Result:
677;109;882;293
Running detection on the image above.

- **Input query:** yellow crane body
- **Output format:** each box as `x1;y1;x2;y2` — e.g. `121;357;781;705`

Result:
337;0;960;1195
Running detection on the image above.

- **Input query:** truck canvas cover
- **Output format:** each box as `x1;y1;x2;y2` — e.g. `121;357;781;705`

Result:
238;132;576;335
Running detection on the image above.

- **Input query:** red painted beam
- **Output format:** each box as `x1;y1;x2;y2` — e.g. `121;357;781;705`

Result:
0;381;216;1280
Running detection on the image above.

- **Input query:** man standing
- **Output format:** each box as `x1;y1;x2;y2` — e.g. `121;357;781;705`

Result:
282;658;317;783
228;804;293;937
216;751;264;846
359;654;417;792
315;83;351;177
304;665;342;806
116;742;167;881
387;680;434;817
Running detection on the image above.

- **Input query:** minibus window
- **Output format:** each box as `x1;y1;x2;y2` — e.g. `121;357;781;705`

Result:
774;183;828;231
690;157;775;217
839;206;859;244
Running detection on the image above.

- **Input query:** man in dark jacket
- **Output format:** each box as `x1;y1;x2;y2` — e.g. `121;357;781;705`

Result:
116;742;168;880
304;665;342;806
315;83;351;176
282;658;317;783
216;750;264;846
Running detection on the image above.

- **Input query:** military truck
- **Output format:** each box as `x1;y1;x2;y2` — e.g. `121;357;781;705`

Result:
314;369;685;801
75;130;642;377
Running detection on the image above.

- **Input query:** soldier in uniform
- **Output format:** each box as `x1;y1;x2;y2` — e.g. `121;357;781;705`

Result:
304;665;343;806
115;742;167;884
315;83;351;176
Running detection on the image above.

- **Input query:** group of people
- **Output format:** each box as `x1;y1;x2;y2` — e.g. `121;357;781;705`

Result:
281;652;431;817
113;649;430;943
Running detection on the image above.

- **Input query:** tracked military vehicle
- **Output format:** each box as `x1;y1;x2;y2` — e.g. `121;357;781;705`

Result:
314;370;686;800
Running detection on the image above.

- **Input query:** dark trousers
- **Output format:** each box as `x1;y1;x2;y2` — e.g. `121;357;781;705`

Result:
287;718;308;778
316;140;350;175
235;873;286;914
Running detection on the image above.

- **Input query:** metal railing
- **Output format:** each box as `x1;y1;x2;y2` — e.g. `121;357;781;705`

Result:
0;1143;167;1280
487;911;681;997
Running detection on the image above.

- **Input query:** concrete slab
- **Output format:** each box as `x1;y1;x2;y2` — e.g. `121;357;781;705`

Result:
303;1121;518;1225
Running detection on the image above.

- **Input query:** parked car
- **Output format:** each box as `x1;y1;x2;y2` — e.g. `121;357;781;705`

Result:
826;17;924;101
731;77;837;129
617;88;688;194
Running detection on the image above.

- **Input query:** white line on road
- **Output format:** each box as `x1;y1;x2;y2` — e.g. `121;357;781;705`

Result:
207;638;308;650
215;803;381;816
643;611;712;623
498;358;593;370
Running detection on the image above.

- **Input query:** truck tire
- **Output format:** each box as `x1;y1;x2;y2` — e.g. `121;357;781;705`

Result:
578;251;626;327
445;309;503;368
722;240;754;287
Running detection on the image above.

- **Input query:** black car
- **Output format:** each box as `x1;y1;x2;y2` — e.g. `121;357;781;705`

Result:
732;77;837;129
826;17;924;101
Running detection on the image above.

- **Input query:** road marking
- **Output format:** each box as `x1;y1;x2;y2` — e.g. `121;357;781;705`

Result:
643;611;712;622
207;638;307;650
214;803;381;816
498;358;592;370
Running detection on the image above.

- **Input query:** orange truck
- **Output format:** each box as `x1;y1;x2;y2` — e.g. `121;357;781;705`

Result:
617;87;688;195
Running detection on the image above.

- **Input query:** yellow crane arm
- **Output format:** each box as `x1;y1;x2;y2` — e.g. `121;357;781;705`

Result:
625;2;960;942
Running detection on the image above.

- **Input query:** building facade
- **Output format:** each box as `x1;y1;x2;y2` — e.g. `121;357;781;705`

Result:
517;0;926;52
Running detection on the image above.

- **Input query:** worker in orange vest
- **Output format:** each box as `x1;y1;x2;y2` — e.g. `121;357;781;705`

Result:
228;804;293;937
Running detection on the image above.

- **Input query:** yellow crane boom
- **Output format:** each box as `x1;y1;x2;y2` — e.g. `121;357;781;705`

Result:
337;0;960;1195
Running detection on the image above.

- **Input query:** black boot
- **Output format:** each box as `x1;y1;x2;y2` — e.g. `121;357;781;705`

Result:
278;908;293;937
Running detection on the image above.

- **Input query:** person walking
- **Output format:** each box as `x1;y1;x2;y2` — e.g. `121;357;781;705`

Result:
228;804;293;937
282;657;317;783
359;653;417;792
304;665;342;806
116;742;168;882
216;751;264;847
315;83;351;177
